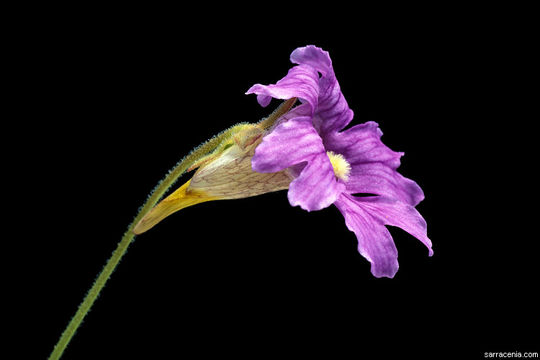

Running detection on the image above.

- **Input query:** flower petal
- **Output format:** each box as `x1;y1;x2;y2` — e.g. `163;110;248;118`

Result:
359;196;433;256
246;64;320;111
334;193;399;278
325;121;403;169
288;152;345;211
290;45;333;77
334;193;433;278
291;45;354;135
252;106;344;211
252;105;320;173
346;162;425;206
312;82;354;137
248;45;354;135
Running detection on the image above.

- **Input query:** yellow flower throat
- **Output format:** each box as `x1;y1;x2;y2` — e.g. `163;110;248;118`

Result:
327;151;351;181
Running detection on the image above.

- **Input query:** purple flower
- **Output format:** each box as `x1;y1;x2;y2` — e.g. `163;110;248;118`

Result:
247;45;432;278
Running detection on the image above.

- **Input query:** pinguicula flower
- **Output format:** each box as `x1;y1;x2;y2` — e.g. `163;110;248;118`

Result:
50;44;433;360
136;45;432;278
245;45;433;277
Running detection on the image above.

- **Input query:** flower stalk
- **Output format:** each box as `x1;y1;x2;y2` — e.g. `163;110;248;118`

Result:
48;134;221;360
49;98;296;360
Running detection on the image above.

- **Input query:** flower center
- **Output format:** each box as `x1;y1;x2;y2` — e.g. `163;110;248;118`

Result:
327;151;351;181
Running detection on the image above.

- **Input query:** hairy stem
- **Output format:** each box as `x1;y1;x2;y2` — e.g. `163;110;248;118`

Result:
48;131;231;360
49;99;295;359
257;97;297;130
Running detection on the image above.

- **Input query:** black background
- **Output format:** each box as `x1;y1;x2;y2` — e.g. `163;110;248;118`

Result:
15;6;537;359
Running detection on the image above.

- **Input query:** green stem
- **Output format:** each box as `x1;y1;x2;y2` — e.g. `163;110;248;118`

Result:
49;99;295;359
48;132;231;360
257;97;297;130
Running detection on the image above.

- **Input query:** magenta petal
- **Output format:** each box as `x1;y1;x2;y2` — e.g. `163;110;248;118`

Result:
246;64;320;111
248;45;354;135
290;45;333;77
358;196;433;256
325;121;403;169
312;83;354;136
291;46;354;135
288;152;346;211
335;193;432;278
252;106;344;211
334;193;399;278
252;105;322;173
256;94;272;107
346;162;425;206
